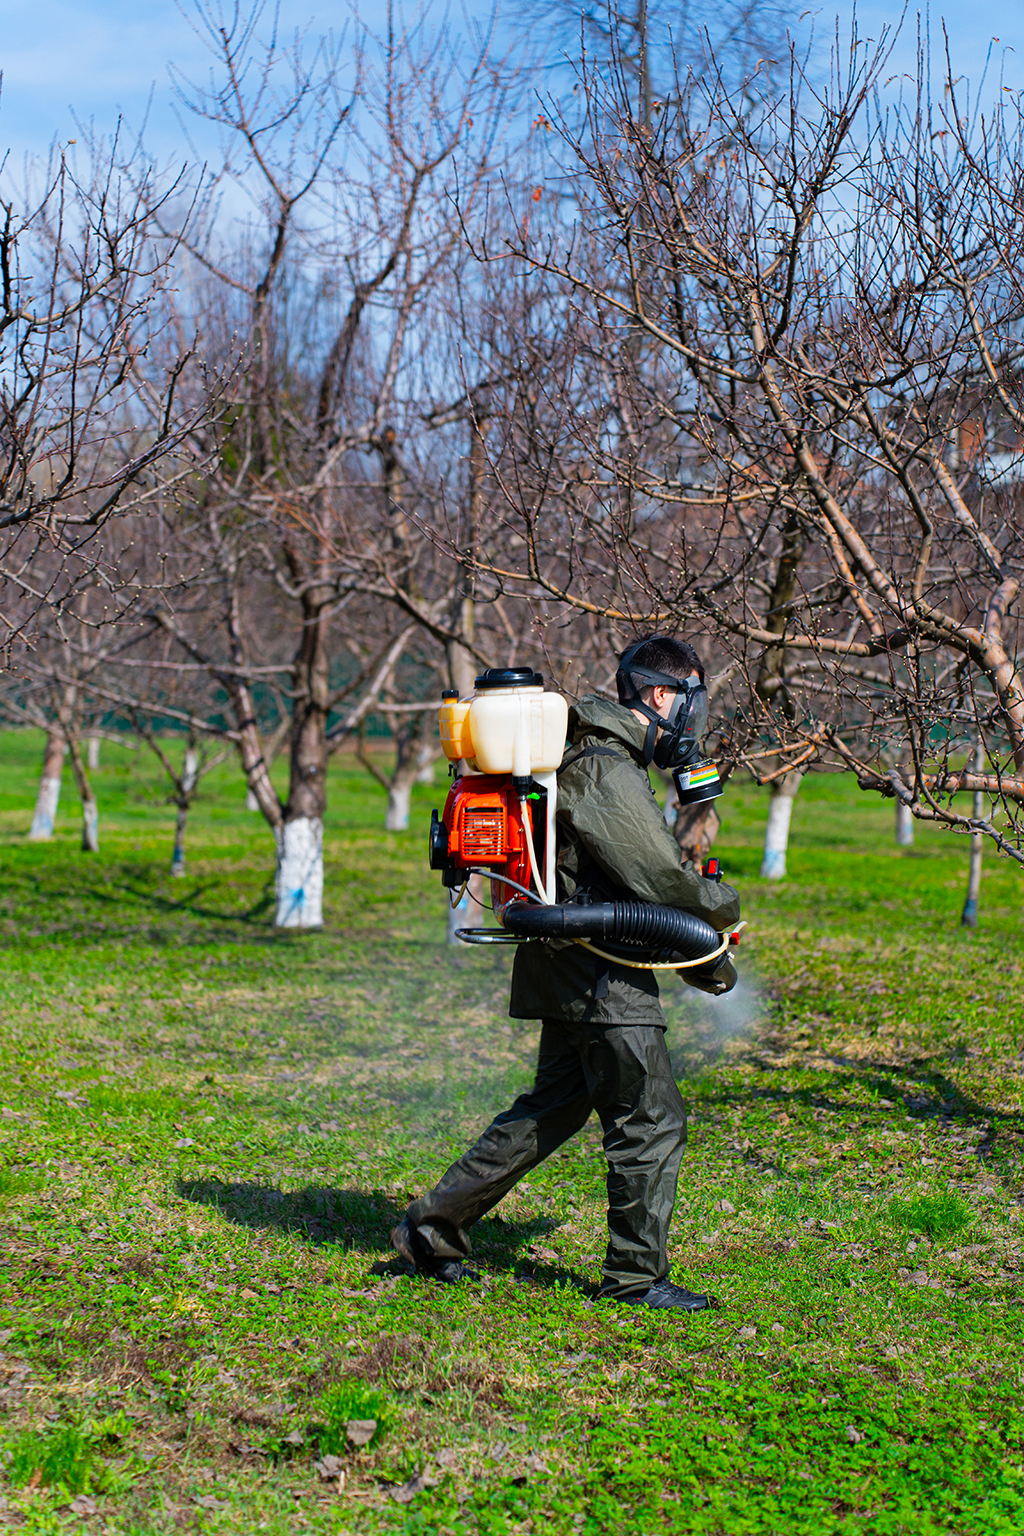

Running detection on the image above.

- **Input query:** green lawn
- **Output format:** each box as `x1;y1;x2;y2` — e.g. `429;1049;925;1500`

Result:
0;730;1021;1534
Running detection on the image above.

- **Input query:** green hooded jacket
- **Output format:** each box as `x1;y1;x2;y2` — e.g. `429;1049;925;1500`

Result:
509;694;741;1026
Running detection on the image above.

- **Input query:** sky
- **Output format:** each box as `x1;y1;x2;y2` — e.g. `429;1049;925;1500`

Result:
2;0;1024;168
0;0;388;170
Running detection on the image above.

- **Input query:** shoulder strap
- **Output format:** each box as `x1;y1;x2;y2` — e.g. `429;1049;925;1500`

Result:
557;743;621;775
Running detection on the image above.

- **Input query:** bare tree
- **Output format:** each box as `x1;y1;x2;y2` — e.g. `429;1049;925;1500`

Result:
105;2;524;925
450;27;1024;881
0;133;218;655
130;721;229;877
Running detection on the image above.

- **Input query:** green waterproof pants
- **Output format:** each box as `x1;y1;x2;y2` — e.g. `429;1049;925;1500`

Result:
404;1018;687;1297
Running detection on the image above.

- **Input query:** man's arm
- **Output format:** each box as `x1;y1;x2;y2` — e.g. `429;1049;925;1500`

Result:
564;756;741;929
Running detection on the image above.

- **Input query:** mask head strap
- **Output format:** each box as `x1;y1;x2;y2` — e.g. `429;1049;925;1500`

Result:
616;638;703;766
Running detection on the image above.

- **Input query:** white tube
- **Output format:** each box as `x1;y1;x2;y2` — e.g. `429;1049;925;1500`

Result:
533;768;559;904
520;795;546;900
511;710;531;779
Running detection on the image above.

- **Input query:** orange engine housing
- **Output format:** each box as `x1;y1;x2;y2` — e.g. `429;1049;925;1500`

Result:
437;774;542;915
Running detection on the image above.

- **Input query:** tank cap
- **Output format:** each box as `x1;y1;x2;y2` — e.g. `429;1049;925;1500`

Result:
474;666;544;690
441;689;459;700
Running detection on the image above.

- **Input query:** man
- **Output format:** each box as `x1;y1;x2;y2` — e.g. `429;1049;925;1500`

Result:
392;635;741;1311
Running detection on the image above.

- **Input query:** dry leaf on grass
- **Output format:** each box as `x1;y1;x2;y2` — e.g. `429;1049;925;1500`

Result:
346;1419;377;1447
389;1465;440;1503
315;1454;347;1484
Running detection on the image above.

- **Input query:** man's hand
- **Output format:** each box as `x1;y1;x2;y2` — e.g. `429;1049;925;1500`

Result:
679;954;738;996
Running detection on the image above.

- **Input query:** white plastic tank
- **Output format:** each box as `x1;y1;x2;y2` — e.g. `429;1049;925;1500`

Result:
439;667;568;775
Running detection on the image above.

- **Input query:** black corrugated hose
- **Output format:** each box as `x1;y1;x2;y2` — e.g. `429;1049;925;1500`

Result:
501;900;720;961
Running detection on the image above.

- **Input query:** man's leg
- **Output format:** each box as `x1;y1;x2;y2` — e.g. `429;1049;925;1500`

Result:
394;1019;593;1268
580;1025;688;1298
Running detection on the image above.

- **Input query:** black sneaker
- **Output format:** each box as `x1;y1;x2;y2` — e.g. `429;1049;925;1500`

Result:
610;1279;718;1312
390;1217;478;1285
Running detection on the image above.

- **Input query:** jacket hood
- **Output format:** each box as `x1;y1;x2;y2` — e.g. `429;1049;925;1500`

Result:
567;693;650;765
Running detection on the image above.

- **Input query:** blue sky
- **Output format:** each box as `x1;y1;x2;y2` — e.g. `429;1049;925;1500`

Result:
0;0;387;167
2;1;1023;166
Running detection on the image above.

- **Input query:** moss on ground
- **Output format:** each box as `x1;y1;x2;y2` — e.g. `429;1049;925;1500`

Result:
0;730;1021;1533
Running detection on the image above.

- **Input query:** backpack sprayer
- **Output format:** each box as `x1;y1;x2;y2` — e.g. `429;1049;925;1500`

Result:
428;666;737;973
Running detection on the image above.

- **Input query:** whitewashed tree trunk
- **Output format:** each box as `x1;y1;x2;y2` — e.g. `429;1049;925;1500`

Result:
29;732;65;840
171;803;189;877
246;787;260;811
87;735;101;771
81;796;100;853
366;727;436;833
275;817;324;928
386;779;414;831
895;800;915;847
171;746;199;877
760;771;802;879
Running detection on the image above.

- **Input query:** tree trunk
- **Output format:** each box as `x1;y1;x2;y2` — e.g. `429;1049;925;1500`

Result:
243;716;289;811
66;736;99;853
87;735;100;771
384;725;436;832
276;817;325;928
447;872;484;945
755;513;805;711
982;577;1024;772
961;743;985;928
277;593;329;928
671;798;721;865
753;517;806;881
385;778;414;832
171;745;198;877
171;801;189;877
760;771;802;879
29;731;65;840
895;800;915;847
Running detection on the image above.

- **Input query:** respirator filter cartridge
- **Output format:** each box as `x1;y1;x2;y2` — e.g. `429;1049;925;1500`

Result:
673;759;723;807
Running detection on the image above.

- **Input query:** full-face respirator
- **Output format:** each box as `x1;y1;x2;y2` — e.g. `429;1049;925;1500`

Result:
428;666;740;975
614;639;724;808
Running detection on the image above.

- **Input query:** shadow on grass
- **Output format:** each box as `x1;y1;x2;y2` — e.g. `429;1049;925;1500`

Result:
179;1176;576;1281
710;1052;1024;1134
101;878;276;927
179;1178;401;1247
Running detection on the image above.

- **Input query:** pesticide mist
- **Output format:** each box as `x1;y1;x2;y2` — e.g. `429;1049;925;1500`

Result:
666;973;768;1077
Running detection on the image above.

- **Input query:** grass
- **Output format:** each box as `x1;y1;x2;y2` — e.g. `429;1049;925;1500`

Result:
0;727;1021;1533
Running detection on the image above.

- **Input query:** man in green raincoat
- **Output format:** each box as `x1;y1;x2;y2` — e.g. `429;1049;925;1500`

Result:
392;636;741;1311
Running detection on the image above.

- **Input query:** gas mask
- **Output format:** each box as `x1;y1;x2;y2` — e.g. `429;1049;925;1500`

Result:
615;641;709;771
